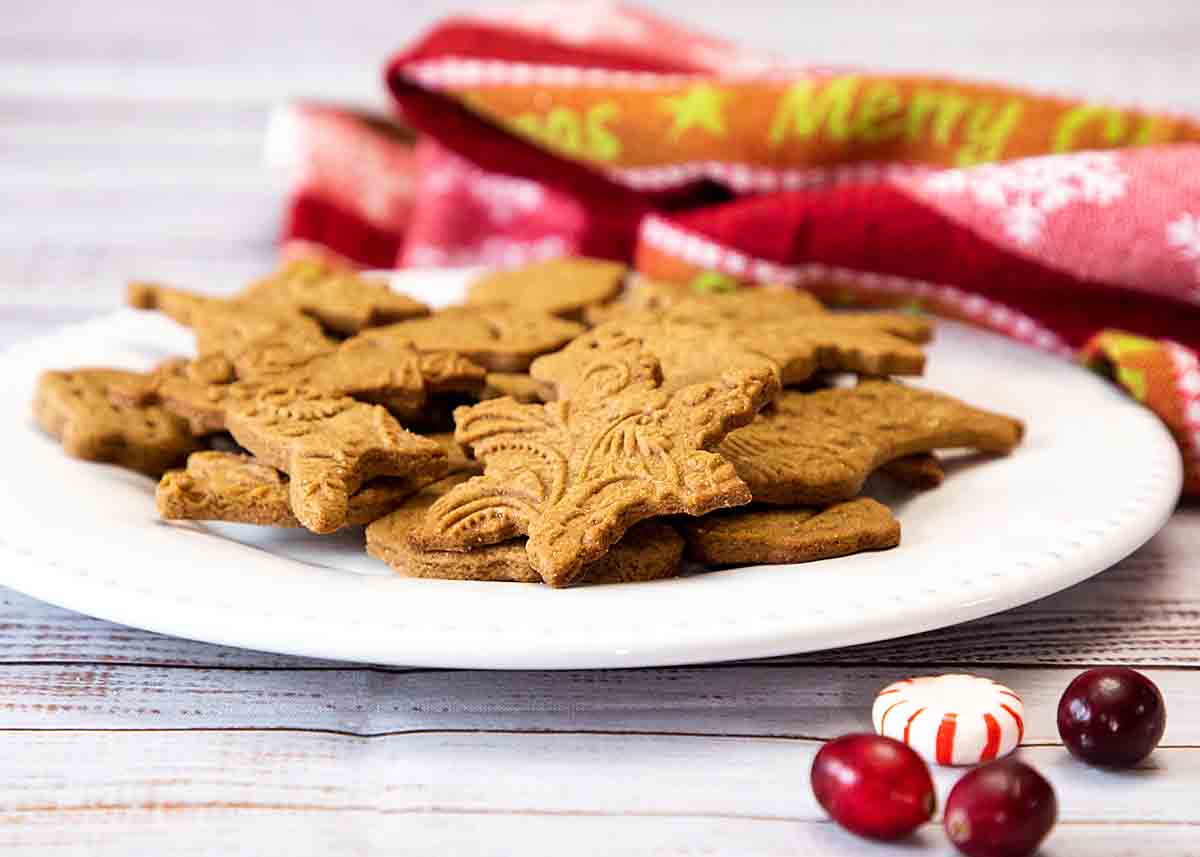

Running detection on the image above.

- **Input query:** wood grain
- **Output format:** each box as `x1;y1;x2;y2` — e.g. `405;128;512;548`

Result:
3;0;1200;852
0;731;1191;856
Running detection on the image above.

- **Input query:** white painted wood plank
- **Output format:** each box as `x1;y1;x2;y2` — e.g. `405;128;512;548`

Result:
2;811;1193;857
0;662;1191;745
0;732;1190;840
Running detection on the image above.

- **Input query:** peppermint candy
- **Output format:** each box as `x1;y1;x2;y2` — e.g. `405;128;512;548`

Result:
872;674;1025;766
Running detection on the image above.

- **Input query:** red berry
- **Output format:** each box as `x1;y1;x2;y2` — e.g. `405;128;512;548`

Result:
944;759;1057;857
811;733;936;840
1057;667;1166;768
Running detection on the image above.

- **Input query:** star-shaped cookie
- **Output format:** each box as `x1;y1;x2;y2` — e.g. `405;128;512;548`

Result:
413;341;776;586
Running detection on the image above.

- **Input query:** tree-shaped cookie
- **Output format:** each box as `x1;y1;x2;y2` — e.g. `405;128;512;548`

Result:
34;369;200;476
239;260;429;334
719;382;1024;504
414;343;777;586
225;386;447;533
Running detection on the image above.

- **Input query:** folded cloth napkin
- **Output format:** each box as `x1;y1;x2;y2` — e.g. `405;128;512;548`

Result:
277;1;1200;495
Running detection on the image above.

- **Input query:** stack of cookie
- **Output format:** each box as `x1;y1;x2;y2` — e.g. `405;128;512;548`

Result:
33;257;1023;587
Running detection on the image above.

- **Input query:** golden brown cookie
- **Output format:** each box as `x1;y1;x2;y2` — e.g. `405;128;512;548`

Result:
157;451;429;529
413;342;776;586
466;257;627;320
680;499;901;565
108;358;256;435
366;475;683;584
225;386;447;534
480;372;555;403
363;306;585;372
114;338;486;432
719;382;1024;505
239;260;429;335
530;321;780;399
255;336;486;416
586;276;826;325
588;277;933;344
128;281;334;373
34;368;200;476
879;453;946;491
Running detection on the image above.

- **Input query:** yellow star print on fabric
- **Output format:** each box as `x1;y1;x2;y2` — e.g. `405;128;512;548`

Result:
661;84;729;141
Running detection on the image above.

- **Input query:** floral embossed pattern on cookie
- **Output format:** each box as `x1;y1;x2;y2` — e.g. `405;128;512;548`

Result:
414;341;777;586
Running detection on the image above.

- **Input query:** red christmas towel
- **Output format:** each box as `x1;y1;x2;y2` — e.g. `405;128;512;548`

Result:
278;2;1200;495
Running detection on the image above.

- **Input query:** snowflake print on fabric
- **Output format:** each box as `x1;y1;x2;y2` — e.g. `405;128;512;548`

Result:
1166;212;1200;298
482;1;647;45
423;154;545;225
923;152;1129;247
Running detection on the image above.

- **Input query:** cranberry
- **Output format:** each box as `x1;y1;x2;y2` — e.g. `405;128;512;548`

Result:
1057;667;1166;768
944;759;1057;857
811;733;935;840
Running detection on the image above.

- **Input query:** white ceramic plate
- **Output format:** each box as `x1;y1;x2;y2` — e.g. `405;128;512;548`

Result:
0;269;1182;669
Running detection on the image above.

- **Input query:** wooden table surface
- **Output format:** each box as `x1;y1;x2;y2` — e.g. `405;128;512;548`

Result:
3;1;1198;854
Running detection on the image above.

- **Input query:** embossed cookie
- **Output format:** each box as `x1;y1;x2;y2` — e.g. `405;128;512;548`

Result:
414;345;776;586
34;368;200;476
239;260;429;334
225;386;447;534
108;358;256;435
530;322;779;399
719;382;1024;505
587;276;826;325
880;453;946;491
367;475;682;584
128;281;333;373
680;498;901;565
259;336;486;416
114;338;486;432
480;372;555;403
364;306;585;372
157;451;429;529
466;257;627;319
589;277;933;344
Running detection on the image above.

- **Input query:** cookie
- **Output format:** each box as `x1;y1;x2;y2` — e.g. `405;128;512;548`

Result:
466;257;627;320
589;277;933;344
719;382;1024;505
363;306;585;372
681;315;927;381
480;372;555;403
34;368;200;476
530;321;780;399
257;335;486;416
414;342;776;586
366;475;683;584
587;276;826;325
115;338;487;432
157;451;429;529
108;358;255;435
128;281;333;373
880;453;946;491
225;386;447;534
239;260;429;335
680;498;901;565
